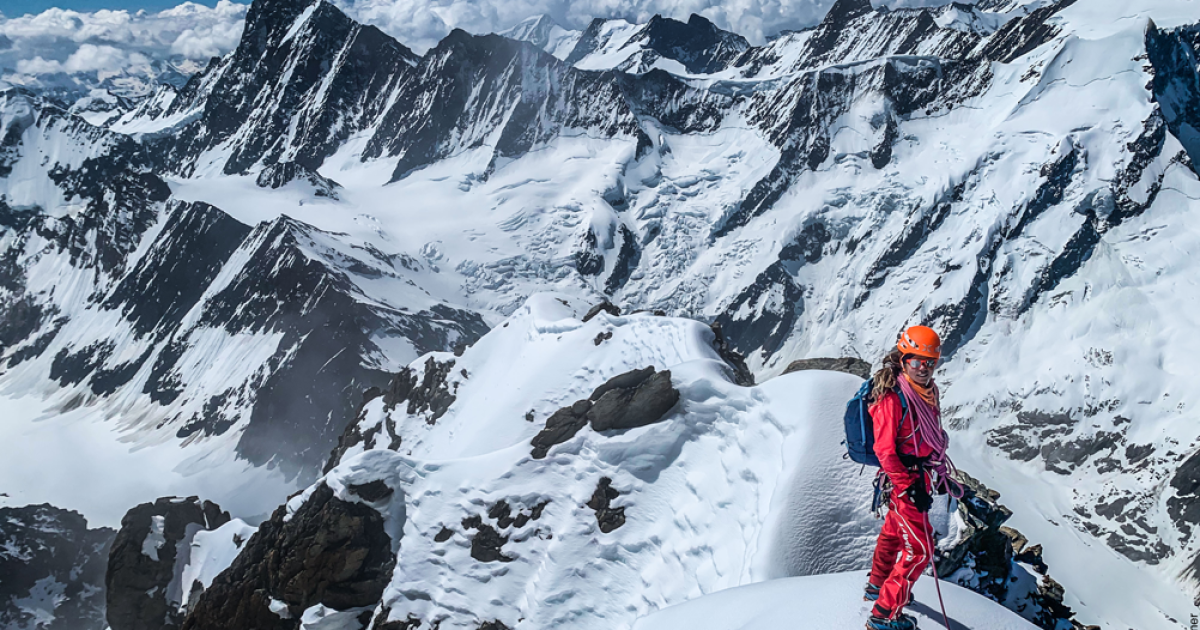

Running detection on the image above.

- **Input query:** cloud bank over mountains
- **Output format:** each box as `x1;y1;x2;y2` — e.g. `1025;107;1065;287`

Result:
0;1;246;96
0;0;955;97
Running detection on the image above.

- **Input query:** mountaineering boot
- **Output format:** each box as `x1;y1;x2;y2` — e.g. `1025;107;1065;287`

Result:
865;613;917;630
863;583;913;605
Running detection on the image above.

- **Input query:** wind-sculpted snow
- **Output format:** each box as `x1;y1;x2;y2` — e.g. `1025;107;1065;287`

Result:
305;294;886;629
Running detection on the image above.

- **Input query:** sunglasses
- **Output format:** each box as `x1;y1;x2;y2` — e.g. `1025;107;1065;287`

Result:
905;357;938;369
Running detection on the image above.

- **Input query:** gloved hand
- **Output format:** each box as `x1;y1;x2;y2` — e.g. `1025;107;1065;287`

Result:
905;478;933;513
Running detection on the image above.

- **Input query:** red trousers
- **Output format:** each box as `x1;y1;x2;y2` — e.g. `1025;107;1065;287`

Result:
868;488;933;619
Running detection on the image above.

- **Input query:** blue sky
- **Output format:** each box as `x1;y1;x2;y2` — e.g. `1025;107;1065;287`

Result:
7;0;222;16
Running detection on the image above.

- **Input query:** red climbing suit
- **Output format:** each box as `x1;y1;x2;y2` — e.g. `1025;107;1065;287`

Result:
867;389;937;620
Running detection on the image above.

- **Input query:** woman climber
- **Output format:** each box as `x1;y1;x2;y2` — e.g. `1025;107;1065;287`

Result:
863;325;961;630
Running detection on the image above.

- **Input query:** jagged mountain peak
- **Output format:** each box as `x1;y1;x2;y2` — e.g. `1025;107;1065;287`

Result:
500;14;565;42
821;0;877;26
237;0;323;54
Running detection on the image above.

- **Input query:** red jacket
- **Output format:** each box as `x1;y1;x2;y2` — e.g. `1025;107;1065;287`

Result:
869;389;937;492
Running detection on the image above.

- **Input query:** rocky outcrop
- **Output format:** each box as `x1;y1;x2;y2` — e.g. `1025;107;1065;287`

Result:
587;368;679;431
582;300;620;322
255;162;343;199
939;472;1083;630
710;322;755;386
586;477;626;533
181;483;395;630
106;497;230;630
783;357;872;380
531;367;680;458
0;504;115;630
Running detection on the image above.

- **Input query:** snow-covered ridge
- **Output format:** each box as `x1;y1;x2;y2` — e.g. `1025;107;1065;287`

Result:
156;294;1077;629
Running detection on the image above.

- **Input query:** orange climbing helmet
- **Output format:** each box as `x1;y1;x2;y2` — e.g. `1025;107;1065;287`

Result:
897;325;941;359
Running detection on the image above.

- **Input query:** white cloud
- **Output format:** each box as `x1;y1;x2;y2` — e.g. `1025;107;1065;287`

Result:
0;1;247;96
330;0;880;53
0;0;956;98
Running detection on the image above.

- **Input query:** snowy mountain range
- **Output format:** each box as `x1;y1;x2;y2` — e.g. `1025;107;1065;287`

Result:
2;0;1199;628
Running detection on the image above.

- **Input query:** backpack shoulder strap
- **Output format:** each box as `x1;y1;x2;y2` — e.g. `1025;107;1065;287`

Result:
894;387;909;429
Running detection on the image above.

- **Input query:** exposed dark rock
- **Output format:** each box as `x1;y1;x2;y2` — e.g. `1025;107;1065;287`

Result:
987;425;1038;461
107;497;230;630
530;399;593;459
583;301;620;322
782;357;871;380
1014;543;1048;575
488;501;516;529
182;483;396;630
588;367;655;402
806;0;876;62
1147;22;1200;170
349;480;394;503
604;225;641;295
404;357;458;424
324;387;389;474
513;501;551;529
361;30;643;182
434;527;454;543
586;478;626;533
594;331;613;345
575;229;605;276
372;608;422;630
587;369;679;432
479;621;510;630
530;367;680;457
1041;431;1122;474
149;215;485;481
1000;526;1028;554
710;322;755;386
1017;411;1074;427
712;262;803;362
938;471;1081;629
163;0;418;175
106;201;251;339
1171;449;1200;496
623;14;750;74
977;0;1077;63
779;221;831;265
460;516;512;563
1105;532;1171;564
0;505;115;630
255;162;343;198
1125;443;1154;464
1168;449;1200;537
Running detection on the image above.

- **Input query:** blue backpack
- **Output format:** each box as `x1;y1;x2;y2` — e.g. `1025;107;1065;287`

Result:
844;379;908;467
